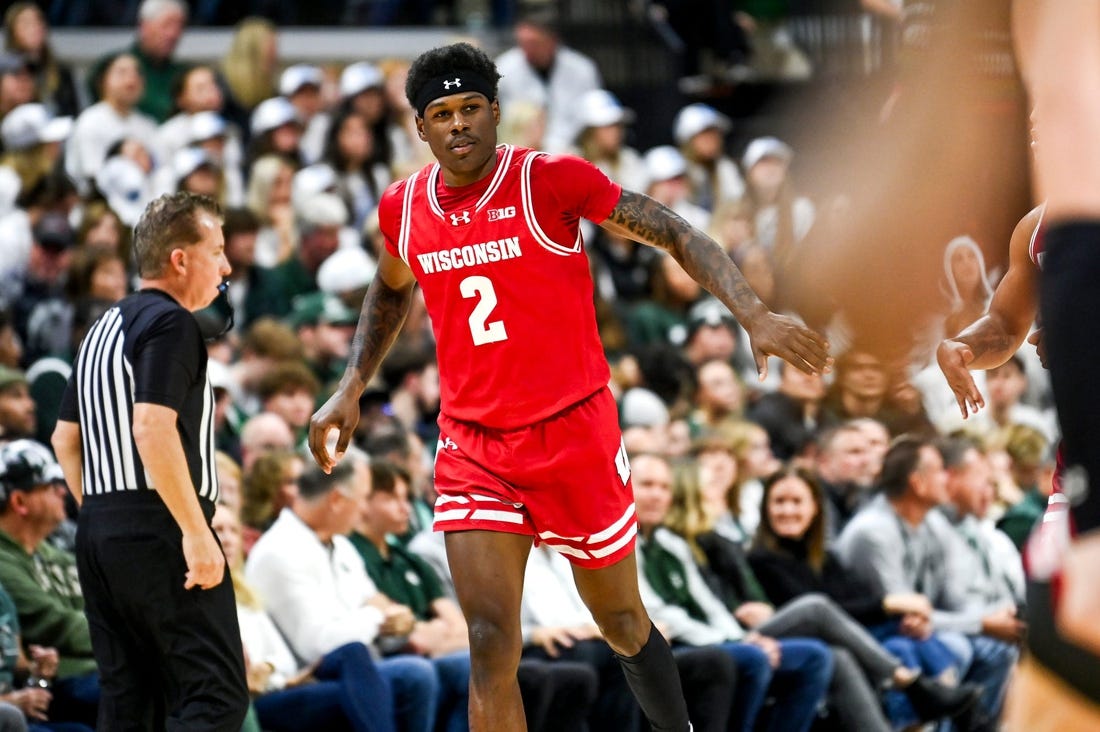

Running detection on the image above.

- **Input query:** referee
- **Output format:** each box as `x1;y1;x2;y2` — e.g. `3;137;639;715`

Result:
51;192;249;731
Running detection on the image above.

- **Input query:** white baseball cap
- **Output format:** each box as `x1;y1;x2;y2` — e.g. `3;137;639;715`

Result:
1;103;72;151
250;96;300;137
297;192;347;228
188;111;227;144
578;89;633;129
291;164;337;209
173;147;218;184
95;156;150;227
339;62;384;99
672;103;731;146
279;64;324;96
643;145;687;184
318;246;376;295
741;136;793;170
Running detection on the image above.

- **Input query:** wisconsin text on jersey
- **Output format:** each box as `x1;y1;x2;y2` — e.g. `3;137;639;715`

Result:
416;236;523;274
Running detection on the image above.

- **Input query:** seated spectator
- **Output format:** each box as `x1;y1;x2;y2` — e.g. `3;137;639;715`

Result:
217;16;278;134
0;578;92;732
687;359;745;437
0;367;35;441
834;436;1019;730
746;360;827;461
0;103;72;200
285;292;358;396
822;348;935;437
247;97;303;170
360;428;434;543
245;153;296;268
244;460;464;732
982;355;1058;445
10;213;75;366
641;146;710;232
66;52;158;192
995;423;1053;550
812;423;873;539
240;448;301;554
3;3;79;117
632;451;833;732
740;138;814;266
0;441;98;726
322;106;390;233
214;451;243;517
279;64;328;166
379;345;440;449
574;89;647;193
745;467;982;730
237;411;295;474
255;361;320;443
625;253;702;349
227;317;303;416
212;503;397;732
684;433;749;545
673;103;744;213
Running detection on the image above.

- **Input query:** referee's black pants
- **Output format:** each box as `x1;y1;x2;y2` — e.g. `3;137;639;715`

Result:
76;493;249;732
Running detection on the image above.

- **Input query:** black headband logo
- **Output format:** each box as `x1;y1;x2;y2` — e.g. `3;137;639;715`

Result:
443;78;462;90
413;70;496;118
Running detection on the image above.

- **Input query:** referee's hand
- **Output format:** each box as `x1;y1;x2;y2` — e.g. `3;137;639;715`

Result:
182;530;226;590
309;389;361;474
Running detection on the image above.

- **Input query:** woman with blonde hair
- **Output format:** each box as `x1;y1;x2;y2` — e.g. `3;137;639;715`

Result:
246;154;295;266
220;17;278;115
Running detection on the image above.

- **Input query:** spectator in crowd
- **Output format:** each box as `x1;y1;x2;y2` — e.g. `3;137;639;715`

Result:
813;422;874;539
496;100;546;151
0;440;98;727
212;502;397;732
745;466;982;730
834;436;1019;730
708;199;757;263
73;201;130;264
66;53;158;189
217;16;278;136
237;412;295;475
279;64;329;165
360;428;433;543
981;355;1058;444
244;460;464;732
0;53;34;121
687;359;745;437
155;65;230;164
626;253;703;348
725;421;782;537
494;7;601;153
822;348;935;437
995;423;1052;550
681;299;748;374
642;145;711;232
673;103;744;214
13;214;76;366
88;0;187;123
247;96;303;172
227;318;303;416
1;103;72;198
747;360;827;461
88;154;152;233
245;153;296;269
248;192;345;321
574;89;646;193
256;361;320;442
285;291;357;393
378;346;439;449
941;235;995;339
740;137;814;290
631;451;834;732
240;448;301;553
215;206;259;327
686;433;751;545
322;106;390;233
3;3;78;117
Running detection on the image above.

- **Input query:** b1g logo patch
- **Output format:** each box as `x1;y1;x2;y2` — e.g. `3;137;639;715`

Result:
487;206;516;222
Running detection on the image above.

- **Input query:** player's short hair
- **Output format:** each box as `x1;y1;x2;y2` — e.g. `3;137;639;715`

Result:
405;42;501;115
132;192;221;278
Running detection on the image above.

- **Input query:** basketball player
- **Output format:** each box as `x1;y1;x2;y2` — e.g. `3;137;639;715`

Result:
309;43;831;731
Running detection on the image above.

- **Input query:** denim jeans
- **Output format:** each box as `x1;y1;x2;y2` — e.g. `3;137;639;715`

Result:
430;651;471;732
253;642;395;732
938;631;1019;725
378;654;439;732
718;638;833;732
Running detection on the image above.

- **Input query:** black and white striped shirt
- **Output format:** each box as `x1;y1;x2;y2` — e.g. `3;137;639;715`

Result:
59;289;218;503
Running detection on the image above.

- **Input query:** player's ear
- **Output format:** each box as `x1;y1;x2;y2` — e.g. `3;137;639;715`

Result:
415;116;427;142
491;99;501;125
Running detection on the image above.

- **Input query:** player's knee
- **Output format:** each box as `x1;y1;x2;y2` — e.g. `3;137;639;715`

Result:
466;615;522;672
594;606;650;655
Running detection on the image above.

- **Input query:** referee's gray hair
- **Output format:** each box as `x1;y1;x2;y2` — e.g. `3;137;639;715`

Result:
138;0;188;23
132;192;221;278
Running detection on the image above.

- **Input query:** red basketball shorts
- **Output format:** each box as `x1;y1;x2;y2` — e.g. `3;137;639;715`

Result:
432;387;637;569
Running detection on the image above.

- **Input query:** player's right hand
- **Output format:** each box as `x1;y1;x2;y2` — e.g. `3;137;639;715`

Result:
936;339;984;419
182;529;226;590
308;389;361;474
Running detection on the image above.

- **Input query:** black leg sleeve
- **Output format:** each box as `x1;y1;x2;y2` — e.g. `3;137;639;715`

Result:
615;623;692;732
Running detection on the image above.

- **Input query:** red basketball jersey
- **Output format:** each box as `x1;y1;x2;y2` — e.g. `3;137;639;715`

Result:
380;145;622;429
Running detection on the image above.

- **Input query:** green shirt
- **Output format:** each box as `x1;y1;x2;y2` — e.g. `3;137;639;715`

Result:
996;488;1047;551
0;529;96;678
640;535;708;623
88;42;187;123
349;533;443;621
0;582;19;692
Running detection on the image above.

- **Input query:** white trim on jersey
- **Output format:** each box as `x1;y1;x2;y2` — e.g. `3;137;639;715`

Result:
397;169;420;266
424;145;516;225
520;151;583;257
426;164;444;220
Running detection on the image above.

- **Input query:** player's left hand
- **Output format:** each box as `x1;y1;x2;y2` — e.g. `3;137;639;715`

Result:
744;310;831;380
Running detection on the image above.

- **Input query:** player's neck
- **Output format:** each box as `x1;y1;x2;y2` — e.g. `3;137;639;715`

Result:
439;146;499;188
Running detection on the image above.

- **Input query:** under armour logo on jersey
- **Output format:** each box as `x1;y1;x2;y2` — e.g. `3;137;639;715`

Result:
443;78;462;90
450;211;471;226
438;437;458;451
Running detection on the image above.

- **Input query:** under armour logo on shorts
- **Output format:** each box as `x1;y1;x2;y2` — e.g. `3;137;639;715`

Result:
443;78;462;90
450;211;471;226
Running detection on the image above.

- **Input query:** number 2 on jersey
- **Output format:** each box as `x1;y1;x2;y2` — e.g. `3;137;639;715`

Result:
460;275;508;346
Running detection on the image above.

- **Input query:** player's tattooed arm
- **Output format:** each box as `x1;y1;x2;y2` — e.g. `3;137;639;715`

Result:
602;189;831;375
603;189;768;324
346;275;414;388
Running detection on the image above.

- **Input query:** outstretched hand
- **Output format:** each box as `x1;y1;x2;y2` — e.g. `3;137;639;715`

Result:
745;311;831;380
936;339;984;419
308;388;361;473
